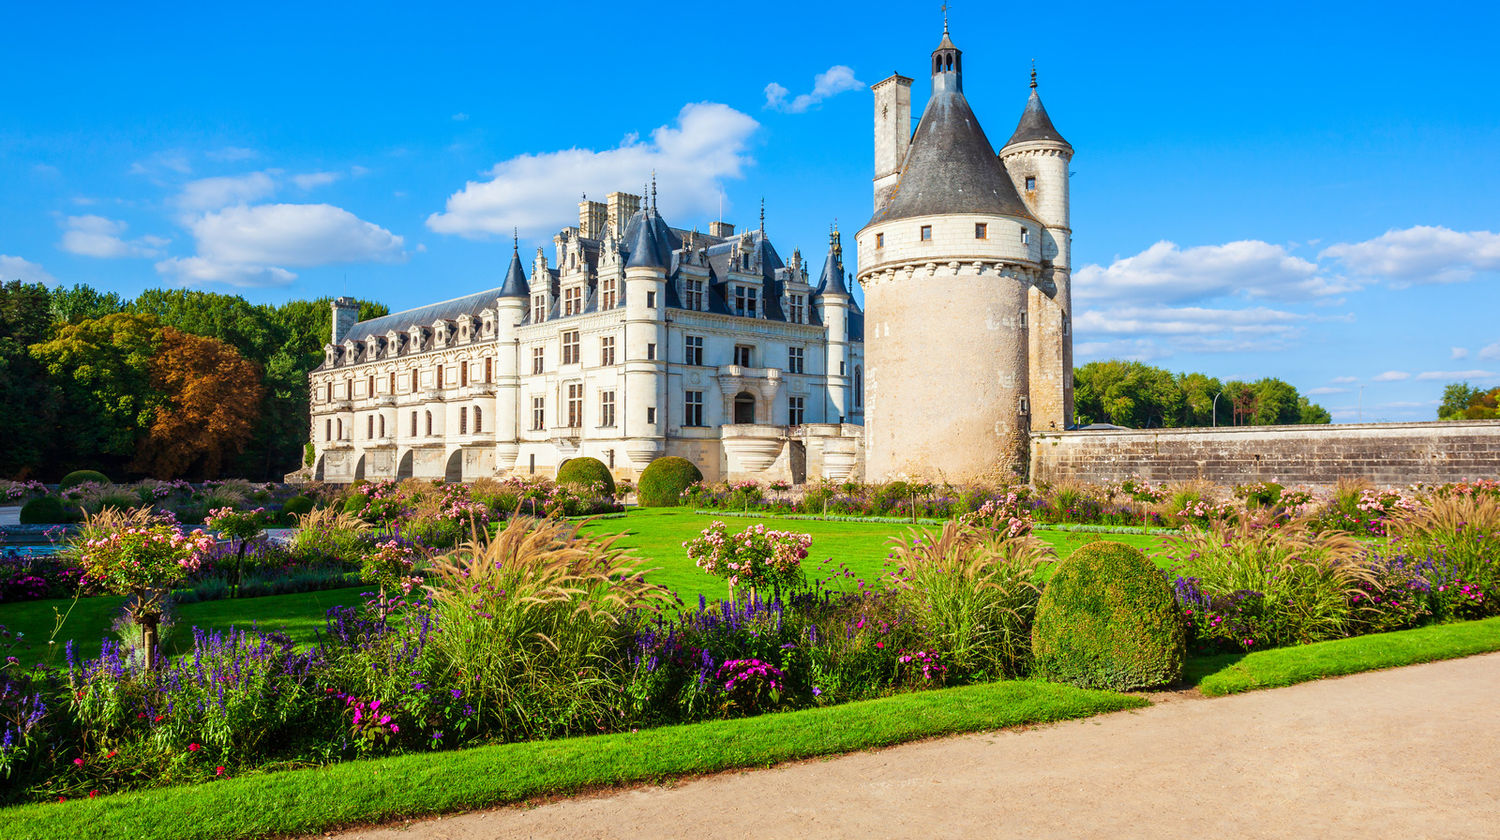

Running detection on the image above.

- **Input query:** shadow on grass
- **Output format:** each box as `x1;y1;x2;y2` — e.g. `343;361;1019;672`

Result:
1181;652;1247;688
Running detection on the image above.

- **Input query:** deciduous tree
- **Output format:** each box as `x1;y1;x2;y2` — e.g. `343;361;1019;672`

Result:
135;328;265;478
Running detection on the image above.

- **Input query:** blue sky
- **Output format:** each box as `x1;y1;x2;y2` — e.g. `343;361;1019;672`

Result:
3;0;1498;422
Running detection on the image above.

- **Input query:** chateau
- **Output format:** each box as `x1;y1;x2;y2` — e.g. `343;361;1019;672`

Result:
307;23;1071;485
308;190;865;484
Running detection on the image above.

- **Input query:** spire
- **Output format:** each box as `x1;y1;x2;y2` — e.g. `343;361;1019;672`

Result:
814;226;850;298
1003;70;1072;150
1030;59;1037;90
759;197;765;234
499;234;530;299
650;171;657;210
624;203;666;270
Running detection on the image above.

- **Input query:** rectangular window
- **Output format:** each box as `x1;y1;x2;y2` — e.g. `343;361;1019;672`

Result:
1021;227;1030;245
787;294;805;324
460;363;468;387
485;358;493;383
474;406;482;433
734;345;753;367
367;375;375;397
1019;396;1030;414
600;335;616;366
788;395;805;426
367;415;374;439
459;406;468;434
566;383;583;428
532;295;546;323
411;411;417;437
601;277;617;309
787;346;804;374
326;382;332;402
920;225;932;241
646;406;657;424
532;396;545;431
532;346;544;375
646;290;657;308
1062;314;1070;336
646;342;656;361
685;279;704;311
411;370;418;392
563;286;582;316
733;286;758;318
325;419;331;441
684;390;704;427
1025;175;1036;190
389;372;396;394
1019;310;1027;328
437;364;445;388
561;330;580;365
599;390;616;427
426;411;432;435
875;232;884;249
975;223;987;239
685;335;704;366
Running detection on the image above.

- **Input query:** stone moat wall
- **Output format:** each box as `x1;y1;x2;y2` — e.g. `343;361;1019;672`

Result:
1029;420;1500;488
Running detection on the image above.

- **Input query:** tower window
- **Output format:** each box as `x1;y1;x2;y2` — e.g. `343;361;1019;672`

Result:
1019;310;1028;328
646;290;657;308
1025;175;1036;191
920;225;932;241
1019;396;1030;414
1021;228;1031;245
975;223;987;240
646;342;657;360
875;233;884;248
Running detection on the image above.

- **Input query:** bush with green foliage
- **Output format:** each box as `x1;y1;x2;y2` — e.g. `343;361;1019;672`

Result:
1031;540;1186;690
637;457;703;507
59;469;110;490
555;457;616;496
19;495;71;524
343;492;371;515
282;495;315;517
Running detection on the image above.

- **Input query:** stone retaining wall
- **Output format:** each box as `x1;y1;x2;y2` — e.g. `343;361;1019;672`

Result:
1029;420;1500;488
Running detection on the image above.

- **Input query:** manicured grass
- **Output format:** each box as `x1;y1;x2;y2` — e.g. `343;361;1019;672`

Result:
0;679;1144;840
1185;616;1500;696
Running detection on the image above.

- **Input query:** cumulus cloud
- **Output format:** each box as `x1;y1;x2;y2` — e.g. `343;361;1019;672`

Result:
1331;376;1359;384
764;66;864;113
1415;369;1498;382
176;172;276;212
59;215;165;259
155;258;297;287
1074;240;1354;307
292;171;341;190
1452;346;1470;359
1072;304;1309;359
1320;226;1500;286
1373;370;1411;382
1478;342;1500;361
1304;386;1349;395
0;255;57;286
427;102;759;239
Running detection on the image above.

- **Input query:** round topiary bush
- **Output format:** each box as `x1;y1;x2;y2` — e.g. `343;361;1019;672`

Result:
637;457;703;508
1031;540;1186;691
59;469;110;490
555;457;616;495
343;493;370;515
282;495;315;517
20;496;70;524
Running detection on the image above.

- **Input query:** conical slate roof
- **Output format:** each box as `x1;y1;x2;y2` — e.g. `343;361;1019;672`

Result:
623;207;669;269
1005;89;1071;149
814;233;849;297
871;88;1035;224
498;247;529;298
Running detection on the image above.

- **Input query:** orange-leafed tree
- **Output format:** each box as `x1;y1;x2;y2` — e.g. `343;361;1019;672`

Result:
136;328;265;478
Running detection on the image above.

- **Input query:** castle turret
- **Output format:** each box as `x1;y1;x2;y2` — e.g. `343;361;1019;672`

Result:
814;229;852;422
494;237;529;470
621;190;669;470
855;24;1044;480
331;296;358;345
1001;67;1074;430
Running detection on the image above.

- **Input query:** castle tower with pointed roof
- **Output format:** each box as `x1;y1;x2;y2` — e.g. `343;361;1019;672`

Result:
856;26;1073;480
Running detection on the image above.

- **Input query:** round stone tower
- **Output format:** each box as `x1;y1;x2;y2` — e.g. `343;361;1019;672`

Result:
856;24;1045;481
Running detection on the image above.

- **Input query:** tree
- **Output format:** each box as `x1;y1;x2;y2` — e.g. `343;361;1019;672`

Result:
1073;360;1329;429
49;284;125;325
1298;397;1333;424
135;328;265;478
1438;382;1499;420
0;282;61;475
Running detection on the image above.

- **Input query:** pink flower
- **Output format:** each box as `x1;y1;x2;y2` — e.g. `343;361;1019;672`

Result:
216;766;225;776
188;742;201;752
74;757;84;766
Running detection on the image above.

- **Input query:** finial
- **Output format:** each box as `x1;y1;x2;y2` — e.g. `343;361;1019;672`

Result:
650;170;657;209
759;197;765;232
1030;59;1037;90
941;2;949;33
513;227;518;251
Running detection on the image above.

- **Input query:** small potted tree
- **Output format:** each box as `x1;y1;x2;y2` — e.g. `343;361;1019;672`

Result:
78;519;214;668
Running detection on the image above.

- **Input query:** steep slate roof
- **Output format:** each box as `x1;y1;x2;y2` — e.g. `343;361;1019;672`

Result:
1004;89;1071;149
345;287;503;343
813;234;850;297
498;247;530;298
623;207;671;269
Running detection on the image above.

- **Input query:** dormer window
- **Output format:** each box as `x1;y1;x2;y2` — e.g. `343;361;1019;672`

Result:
733;286;758;318
787;294;805;324
532;295;546;323
600;276;617;309
685;278;705;310
563;286;582;316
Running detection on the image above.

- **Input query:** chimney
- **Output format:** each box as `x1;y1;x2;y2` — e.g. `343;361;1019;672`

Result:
331;297;359;345
709;220;735;238
605;191;642;237
578;198;607;239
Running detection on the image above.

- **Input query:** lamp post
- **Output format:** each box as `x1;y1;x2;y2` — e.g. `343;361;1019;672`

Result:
1212;392;1221;427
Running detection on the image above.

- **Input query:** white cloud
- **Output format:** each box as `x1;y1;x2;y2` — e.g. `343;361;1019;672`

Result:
1331;376;1359;384
206;147;260;162
350;165;370;178
764;65;864;113
1305;386;1349;395
427;102;759;239
1477;342;1500;361
155;257;297;287
1320;226;1500;286
292;171;341;190
1074;240;1353;307
128;150;192;176
1073;303;1309;358
58;215;164;259
1373;370;1411;382
1415;369;1498;382
0;255;57;286
1452;346;1470;359
176;172;276;212
451;112;470;122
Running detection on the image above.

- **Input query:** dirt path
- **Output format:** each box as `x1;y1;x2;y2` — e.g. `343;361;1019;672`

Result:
336;654;1500;840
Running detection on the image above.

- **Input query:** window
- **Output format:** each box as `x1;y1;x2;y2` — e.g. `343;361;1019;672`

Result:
1025;175;1036;191
788;395;805;426
601;277;617;309
326;382;332;402
1019;396;1030;414
411;370;418;392
485;358;492;383
646;406;657;424
600;335;616;366
410;411;417;437
975;223;987;239
875;232;884;249
1062;314;1071;336
734;345;753;367
325;419;331;441
920;225;932;241
855;367;863;409
532;295;546;323
684;390;704;426
337;418;343;439
566;383;583;428
367;415;374;438
685;335;704;366
646;342;656;361
1021;227;1030;245
733;286;758;318
460;362;468;387
646;290;657;308
389;372;396;394
787;346;804;374
563;286;582;316
787;294;805;324
840;361;847;376
531;397;545;431
367;375;374;397
437;364;445;388
685;278;704;310
459;406;468;434
600;390;616;427
1019;310;1027;328
379;415;385;437
474;406;482;433
561;330;579;365
425;411;432;436
346;380;352;399
532;346;544;375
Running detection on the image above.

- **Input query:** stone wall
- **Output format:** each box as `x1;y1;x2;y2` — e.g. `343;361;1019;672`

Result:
1030;421;1500;488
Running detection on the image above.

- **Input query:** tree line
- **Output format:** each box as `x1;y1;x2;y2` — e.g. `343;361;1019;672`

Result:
0;281;386;481
1438;383;1499;420
1073;360;1332;429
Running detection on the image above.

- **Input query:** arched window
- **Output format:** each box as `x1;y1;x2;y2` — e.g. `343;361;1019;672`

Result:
336;418;343;440
855;366;864;409
734;391;756;424
474;406;483;433
425;411;432;436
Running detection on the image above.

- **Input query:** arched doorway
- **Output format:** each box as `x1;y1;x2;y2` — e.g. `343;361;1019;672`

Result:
444;450;463;483
353;455;366;482
396;450;414;481
314;455;325;482
733;391;756;424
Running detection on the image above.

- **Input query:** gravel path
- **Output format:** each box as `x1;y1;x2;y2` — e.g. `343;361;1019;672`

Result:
335;653;1500;840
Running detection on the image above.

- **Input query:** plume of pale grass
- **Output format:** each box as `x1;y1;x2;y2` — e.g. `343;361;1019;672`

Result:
1390;494;1500;595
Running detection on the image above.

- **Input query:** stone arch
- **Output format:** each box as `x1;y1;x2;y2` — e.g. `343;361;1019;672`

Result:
396;450;414;481
353;454;366;482
314;455;325;482
444;450;463;483
734;391;756;424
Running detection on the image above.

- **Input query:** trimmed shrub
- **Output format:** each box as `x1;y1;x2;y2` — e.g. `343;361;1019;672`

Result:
637;457;703;508
556;457;616;496
59;470;109;490
282;495;315;517
20;496;70;524
1031;540;1185;691
342;493;370;515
